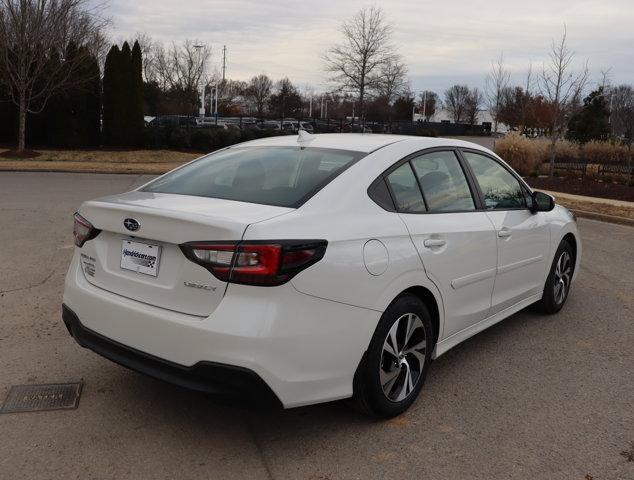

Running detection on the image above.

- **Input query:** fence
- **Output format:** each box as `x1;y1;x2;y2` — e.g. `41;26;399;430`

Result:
554;160;634;182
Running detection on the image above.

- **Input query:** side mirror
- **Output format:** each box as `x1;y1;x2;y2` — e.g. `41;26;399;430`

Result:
530;191;555;213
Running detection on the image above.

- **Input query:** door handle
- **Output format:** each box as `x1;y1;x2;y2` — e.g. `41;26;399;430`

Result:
498;229;512;238
423;238;446;248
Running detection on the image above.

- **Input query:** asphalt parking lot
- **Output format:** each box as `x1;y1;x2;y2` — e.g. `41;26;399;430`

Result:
0;172;632;480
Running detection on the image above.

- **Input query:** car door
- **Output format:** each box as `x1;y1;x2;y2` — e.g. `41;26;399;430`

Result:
383;149;498;338
461;150;551;314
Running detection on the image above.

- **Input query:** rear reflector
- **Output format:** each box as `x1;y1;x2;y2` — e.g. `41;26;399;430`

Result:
180;240;327;286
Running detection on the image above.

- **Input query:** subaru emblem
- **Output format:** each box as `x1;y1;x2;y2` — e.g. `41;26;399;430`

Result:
123;218;140;232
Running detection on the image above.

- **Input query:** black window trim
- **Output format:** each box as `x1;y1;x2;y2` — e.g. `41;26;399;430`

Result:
367;146;484;214
458;147;533;212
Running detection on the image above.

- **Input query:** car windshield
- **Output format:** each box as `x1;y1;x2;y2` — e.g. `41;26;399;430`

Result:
142;146;365;207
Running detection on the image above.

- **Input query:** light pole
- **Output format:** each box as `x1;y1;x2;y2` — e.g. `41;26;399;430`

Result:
422;90;427;121
193;44;206;118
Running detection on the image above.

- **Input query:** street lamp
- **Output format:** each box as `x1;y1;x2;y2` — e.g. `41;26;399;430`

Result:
193;44;206;119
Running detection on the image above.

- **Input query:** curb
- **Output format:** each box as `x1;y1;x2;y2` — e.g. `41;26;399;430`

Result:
570;209;634;227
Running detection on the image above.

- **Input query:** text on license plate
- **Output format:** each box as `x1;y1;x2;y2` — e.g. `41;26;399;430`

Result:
120;240;161;277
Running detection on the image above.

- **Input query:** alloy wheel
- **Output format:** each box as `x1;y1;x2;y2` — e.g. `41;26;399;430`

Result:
380;313;427;402
553;251;572;305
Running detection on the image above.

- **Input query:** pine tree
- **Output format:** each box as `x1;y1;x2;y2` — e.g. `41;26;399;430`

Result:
102;45;121;145
119;42;133;145
567;87;611;143
130;41;145;146
83;52;101;147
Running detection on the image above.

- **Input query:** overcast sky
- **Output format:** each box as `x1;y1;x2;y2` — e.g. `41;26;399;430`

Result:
104;0;634;95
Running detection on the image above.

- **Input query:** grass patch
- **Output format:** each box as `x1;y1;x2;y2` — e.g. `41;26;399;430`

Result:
0;149;200;174
556;197;634;220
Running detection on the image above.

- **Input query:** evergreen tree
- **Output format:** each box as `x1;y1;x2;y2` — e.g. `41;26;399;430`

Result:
103;45;121;145
130;41;145;146
567;87;611;143
79;50;102;146
119;42;133;144
268;78;302;119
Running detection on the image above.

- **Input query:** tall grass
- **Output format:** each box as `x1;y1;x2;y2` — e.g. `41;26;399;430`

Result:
495;135;631;176
494;134;545;175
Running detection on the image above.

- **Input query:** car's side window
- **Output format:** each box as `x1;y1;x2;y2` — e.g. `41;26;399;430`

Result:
410;151;475;212
385;163;426;213
463;151;527;210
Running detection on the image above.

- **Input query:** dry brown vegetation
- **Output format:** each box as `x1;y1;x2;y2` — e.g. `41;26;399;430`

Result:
494;134;633;175
0;149;199;174
555;197;634;221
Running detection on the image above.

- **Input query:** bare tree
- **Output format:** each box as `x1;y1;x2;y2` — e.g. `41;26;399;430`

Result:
485;53;510;133
611;85;634;140
376;56;408;104
216;79;247;116
0;0;107;152
147;40;211;94
465;88;484;126
324;6;395;120
540;26;589;176
245;74;272;117
170;40;211;95
519;62;535;132
444;84;470;123
611;84;634;177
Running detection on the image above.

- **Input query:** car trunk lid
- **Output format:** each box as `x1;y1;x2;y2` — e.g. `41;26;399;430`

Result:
77;191;293;317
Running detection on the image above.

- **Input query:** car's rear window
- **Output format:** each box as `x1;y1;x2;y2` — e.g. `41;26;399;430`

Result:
142;146;365;207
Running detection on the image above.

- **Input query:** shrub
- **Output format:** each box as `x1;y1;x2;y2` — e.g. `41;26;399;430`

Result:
169;127;190;149
190;130;213;151
415;128;439;137
553;139;579;162
581;140;629;164
211;128;241;149
494;133;544;175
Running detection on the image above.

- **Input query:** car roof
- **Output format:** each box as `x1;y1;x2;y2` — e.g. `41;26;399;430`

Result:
235;133;491;154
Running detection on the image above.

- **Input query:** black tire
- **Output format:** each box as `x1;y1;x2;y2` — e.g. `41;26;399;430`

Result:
535;240;575;314
352;294;434;418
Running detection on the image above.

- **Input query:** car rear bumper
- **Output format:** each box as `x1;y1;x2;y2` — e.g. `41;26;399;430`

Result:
63;253;380;408
62;304;283;407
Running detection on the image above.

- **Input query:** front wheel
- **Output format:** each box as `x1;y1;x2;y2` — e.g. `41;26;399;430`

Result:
352;294;434;418
535;240;575;314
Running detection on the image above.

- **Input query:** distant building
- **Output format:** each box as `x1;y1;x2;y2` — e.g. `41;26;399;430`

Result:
415;108;509;133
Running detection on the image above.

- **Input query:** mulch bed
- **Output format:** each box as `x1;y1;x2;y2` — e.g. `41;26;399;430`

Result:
0;149;41;159
526;176;634;202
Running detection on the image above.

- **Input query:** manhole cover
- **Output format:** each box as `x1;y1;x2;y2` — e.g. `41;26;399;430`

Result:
1;382;82;414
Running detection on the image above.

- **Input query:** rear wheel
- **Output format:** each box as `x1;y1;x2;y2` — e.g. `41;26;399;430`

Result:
353;294;434;418
535;240;574;314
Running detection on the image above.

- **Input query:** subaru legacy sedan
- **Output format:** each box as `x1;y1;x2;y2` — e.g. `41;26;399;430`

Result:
63;134;580;417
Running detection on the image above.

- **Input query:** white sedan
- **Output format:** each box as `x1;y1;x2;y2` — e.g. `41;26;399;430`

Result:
63;133;580;417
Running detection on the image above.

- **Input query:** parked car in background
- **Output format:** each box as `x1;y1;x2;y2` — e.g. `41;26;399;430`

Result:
260;121;282;131
299;121;314;133
63;134;580;418
150;115;197;127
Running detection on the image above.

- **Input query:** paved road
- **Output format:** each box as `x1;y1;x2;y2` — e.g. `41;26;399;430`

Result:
0;172;632;480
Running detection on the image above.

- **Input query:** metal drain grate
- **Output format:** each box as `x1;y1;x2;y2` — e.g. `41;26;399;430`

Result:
1;382;82;414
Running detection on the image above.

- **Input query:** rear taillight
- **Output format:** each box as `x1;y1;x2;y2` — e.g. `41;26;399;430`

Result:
180;240;327;286
73;212;100;247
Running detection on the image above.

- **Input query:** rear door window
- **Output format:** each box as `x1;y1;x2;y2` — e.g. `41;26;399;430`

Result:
410;151;476;212
143;146;364;207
